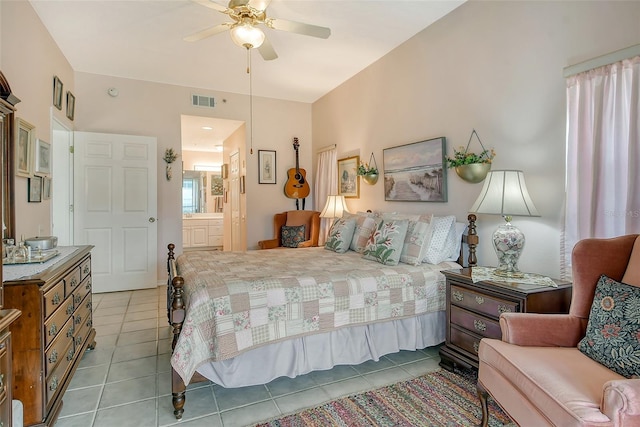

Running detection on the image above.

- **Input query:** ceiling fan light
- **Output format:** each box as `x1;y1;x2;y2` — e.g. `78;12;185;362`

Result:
230;23;265;49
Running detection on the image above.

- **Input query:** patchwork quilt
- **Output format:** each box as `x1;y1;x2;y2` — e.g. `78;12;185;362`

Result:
170;247;458;384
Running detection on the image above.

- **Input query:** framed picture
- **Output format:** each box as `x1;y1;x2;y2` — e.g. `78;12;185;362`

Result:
258;150;276;184
43;177;52;200
53;76;63;110
28;175;42;202
338;155;359;198
35;139;51;175
221;163;229;179
240;175;246;194
383;137;447;202
15;117;35;177
210;173;223;195
66;91;75;120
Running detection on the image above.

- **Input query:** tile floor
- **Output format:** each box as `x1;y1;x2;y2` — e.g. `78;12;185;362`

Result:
54;286;443;427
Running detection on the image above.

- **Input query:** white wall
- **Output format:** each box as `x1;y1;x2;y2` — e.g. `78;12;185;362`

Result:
312;1;640;278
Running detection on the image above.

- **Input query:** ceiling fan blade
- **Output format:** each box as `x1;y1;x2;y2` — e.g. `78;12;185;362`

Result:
248;0;271;12
268;18;331;39
257;36;278;61
184;24;230;42
190;0;229;13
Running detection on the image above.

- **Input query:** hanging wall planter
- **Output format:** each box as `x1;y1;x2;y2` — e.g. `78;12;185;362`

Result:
358;152;379;185
446;129;495;183
163;148;179;181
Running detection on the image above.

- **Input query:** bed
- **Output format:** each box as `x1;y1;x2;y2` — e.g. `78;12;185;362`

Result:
167;213;478;419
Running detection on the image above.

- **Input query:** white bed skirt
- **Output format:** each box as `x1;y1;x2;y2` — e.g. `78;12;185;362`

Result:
196;310;445;388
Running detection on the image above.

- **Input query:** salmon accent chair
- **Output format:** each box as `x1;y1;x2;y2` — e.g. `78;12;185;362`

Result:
257;210;320;249
477;234;640;427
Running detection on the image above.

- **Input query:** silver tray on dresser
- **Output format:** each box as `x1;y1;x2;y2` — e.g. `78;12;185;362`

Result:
3;250;60;265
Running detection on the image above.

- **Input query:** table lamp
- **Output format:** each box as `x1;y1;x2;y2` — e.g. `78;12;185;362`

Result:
320;195;349;220
469;170;539;278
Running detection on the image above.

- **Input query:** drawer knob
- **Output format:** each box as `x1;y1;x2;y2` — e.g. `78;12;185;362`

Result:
48;349;58;364
498;305;513;314
75;295;82;304
50;376;58;392
67;325;75;337
67;348;76;361
474;319;487;332
0;373;4;389
70;277;78;288
452;290;464;302
76;335;83;346
75;315;82;325
473;341;480;354
83;265;90;274
67;303;75;315
86;278;92;290
49;323;58;336
52;293;61;305
475;296;485;305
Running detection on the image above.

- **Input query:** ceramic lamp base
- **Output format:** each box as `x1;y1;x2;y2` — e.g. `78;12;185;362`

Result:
492;221;525;278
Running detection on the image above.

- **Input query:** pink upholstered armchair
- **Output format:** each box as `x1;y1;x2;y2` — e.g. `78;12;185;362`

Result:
477;234;640;427
257;210;320;249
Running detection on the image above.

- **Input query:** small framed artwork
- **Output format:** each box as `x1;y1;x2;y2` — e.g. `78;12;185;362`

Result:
53;76;63;110
258;150;276;184
338;155;359;198
383;136;448;202
210;173;223;195
35;139;51;175
66;91;75;120
240;175;246;194
15;117;35;177
28;175;43;202
43;177;52;200
221;163;229;179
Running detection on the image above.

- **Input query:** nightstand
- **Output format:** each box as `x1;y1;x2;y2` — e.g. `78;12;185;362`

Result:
439;267;572;371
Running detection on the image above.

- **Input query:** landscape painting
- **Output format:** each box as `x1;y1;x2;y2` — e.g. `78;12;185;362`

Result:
383;137;447;202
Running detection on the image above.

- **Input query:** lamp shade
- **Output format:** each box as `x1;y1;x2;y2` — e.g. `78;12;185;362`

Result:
320;195;349;219
469;170;539;217
230;22;265;49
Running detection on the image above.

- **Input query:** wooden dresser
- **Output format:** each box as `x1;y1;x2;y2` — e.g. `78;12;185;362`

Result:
0;310;21;427
439;267;572;371
3;246;96;427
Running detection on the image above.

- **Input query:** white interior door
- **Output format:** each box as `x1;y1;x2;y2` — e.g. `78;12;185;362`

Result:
74;132;157;293
51;117;73;246
230;151;241;251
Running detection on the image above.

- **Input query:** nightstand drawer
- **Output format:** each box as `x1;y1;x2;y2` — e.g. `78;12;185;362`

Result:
450;325;482;357
450;285;518;319
450;306;501;339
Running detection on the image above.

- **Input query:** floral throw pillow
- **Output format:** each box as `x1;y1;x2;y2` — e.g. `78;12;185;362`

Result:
281;225;306;248
362;219;409;266
577;275;640;378
400;220;432;266
325;218;356;253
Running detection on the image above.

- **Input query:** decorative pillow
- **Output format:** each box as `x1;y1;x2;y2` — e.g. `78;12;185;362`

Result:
348;214;380;253
443;222;468;262
400;220;432;265
422;215;456;265
281;225;306;248
363;219;409;266
324;218;356;253
577;275;640;378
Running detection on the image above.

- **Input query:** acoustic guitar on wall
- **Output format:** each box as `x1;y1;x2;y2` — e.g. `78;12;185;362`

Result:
284;137;310;200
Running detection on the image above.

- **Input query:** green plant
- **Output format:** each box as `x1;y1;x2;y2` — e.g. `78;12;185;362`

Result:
357;161;378;175
446;146;495;168
163;148;178;164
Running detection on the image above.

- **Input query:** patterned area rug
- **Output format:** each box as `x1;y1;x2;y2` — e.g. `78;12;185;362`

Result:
254;369;512;427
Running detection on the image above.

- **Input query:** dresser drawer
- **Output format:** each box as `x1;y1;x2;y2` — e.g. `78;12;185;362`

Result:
44;318;74;378
74;294;93;349
80;257;91;281
72;275;92;310
450;306;501;339
450;285;519;319
0;337;8;405
64;266;82;297
450;325;483;358
44;280;65;319
44;298;74;348
46;339;74;407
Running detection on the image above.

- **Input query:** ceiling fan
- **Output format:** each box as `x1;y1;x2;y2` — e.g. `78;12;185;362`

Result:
184;0;331;61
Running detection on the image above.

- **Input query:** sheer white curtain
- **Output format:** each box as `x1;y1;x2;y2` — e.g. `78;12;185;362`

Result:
314;148;337;245
563;55;640;276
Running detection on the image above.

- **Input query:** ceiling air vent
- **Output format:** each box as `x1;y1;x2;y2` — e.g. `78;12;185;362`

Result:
191;94;215;108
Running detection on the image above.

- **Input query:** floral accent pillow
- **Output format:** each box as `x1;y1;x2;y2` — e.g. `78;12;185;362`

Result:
348;214;380;253
281;225;306;248
363;219;409;265
577;275;640;378
325;218;356;253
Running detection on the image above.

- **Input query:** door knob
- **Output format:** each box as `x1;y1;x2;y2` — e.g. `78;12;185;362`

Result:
148;217;157;223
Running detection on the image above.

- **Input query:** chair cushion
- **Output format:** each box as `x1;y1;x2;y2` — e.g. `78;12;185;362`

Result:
285;210;314;241
281;225;306;248
479;339;622;427
362;219;409;265
324;218;356;253
577;275;640;378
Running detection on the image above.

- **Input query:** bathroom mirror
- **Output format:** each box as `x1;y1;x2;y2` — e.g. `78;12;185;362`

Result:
182;170;223;214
